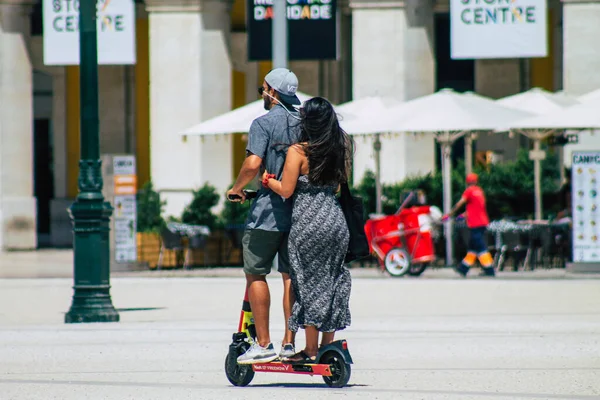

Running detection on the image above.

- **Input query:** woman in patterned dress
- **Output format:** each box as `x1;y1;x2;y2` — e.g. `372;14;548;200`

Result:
263;97;353;364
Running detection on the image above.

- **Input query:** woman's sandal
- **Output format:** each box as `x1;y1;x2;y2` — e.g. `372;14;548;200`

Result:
282;350;317;365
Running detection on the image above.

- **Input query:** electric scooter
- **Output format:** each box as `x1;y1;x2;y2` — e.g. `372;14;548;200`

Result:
224;190;353;388
224;290;353;388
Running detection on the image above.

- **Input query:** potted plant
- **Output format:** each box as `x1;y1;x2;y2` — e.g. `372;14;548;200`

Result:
180;183;221;266
136;181;167;269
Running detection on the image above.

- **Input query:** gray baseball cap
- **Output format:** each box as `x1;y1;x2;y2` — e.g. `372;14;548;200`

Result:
264;68;301;106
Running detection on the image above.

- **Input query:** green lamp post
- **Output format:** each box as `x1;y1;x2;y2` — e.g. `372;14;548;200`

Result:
65;0;119;324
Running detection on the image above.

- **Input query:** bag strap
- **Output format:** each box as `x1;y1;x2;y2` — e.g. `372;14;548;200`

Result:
341;181;351;198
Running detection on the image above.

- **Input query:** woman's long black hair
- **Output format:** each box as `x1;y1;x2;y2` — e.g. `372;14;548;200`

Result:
299;97;354;186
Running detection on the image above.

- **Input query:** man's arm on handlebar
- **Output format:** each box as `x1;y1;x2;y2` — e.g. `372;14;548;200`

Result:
227;154;262;202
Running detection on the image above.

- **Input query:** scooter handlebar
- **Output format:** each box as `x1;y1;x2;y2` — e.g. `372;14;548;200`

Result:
227;190;258;201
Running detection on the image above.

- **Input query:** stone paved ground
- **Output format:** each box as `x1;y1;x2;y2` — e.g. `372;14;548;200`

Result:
0;252;599;400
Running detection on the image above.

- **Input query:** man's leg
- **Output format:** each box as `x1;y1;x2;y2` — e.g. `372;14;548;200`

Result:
278;233;296;357
475;228;495;276
456;228;477;277
238;230;279;364
246;274;271;347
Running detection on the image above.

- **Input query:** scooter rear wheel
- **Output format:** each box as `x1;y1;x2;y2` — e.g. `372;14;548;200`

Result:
224;342;255;387
320;351;351;388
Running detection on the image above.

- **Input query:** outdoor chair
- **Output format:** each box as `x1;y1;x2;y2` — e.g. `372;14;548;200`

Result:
157;227;185;270
552;225;571;268
486;230;499;263
495;230;530;271
224;224;245;265
183;233;208;269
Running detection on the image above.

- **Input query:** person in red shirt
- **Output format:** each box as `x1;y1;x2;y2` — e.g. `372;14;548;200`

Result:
444;173;495;277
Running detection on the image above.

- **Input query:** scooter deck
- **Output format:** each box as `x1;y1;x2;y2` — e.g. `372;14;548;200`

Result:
252;361;333;377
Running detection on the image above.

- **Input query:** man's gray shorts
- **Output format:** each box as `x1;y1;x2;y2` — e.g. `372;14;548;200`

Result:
242;229;290;275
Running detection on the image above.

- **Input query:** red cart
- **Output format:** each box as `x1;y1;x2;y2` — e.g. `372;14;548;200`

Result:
364;194;440;277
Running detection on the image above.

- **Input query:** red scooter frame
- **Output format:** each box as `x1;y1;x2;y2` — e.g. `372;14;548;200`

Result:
224;290;353;388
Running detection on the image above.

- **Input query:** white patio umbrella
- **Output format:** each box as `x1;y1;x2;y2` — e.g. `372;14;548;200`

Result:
497;88;580;220
335;96;402;214
335;96;400;118
498;87;580;111
578;88;600;104
370;88;534;265
180;91;315;136
508;100;600;130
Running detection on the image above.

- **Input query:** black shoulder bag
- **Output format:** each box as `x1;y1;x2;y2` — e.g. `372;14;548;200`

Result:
338;182;370;263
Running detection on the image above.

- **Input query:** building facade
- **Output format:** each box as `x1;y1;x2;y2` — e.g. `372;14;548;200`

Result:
0;0;598;250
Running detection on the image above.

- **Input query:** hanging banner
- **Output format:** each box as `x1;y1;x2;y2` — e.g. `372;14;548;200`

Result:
247;0;338;61
43;0;136;66
450;0;547;59
572;152;600;263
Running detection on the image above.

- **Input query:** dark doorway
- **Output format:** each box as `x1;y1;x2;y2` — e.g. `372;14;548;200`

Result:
434;12;475;172
34;119;54;247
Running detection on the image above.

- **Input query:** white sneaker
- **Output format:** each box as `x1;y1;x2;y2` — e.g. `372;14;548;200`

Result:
237;342;278;365
279;343;296;359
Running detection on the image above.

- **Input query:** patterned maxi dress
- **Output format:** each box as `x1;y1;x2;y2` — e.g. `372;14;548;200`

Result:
287;175;352;333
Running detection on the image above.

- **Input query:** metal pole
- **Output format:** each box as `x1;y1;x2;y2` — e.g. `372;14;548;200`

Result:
273;0;288;69
464;134;473;175
442;140;454;266
65;0;119;324
533;139;543;220
558;142;566;185
374;134;382;214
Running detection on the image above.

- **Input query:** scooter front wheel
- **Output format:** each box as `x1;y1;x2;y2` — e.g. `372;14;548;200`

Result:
320;351;351;388
224;342;255;387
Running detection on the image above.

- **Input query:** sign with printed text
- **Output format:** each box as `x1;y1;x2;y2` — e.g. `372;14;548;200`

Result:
248;0;338;61
43;0;136;66
450;0;547;59
572;152;600;263
112;156;137;263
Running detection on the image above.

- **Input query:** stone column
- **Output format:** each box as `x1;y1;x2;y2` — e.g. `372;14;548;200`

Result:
48;68;73;247
350;0;436;185
563;0;600;95
475;60;522;99
99;66;128;155
146;0;233;217
0;0;37;250
474;59;523;161
562;0;600;182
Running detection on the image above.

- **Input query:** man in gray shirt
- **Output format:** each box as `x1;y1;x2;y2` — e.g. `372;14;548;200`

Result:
227;68;302;364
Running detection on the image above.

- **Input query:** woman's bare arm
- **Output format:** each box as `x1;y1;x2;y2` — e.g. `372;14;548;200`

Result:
267;145;304;199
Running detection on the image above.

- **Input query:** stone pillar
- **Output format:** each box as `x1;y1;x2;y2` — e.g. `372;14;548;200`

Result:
230;32;258;105
0;0;37;250
475;59;523;161
290;61;320;97
563;0;600;95
475;60;522;99
562;0;600;178
146;0;233;217
99;66;128;154
48;68;73;248
350;0;436;185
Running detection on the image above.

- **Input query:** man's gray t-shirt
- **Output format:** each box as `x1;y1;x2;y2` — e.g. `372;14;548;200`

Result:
245;105;302;232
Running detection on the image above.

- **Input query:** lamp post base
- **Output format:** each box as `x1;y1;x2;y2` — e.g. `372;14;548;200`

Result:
65;285;120;323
